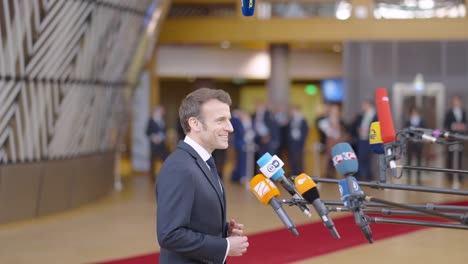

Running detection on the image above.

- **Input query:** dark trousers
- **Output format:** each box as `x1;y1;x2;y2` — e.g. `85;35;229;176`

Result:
149;146;167;181
356;140;373;181
407;142;423;184
446;144;464;183
231;146;247;182
288;145;304;176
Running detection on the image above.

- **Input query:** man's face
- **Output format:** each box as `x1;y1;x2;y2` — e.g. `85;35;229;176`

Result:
453;97;461;108
198;99;233;153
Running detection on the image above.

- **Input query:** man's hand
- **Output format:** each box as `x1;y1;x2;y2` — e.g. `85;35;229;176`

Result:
228;219;244;237
227;236;249;256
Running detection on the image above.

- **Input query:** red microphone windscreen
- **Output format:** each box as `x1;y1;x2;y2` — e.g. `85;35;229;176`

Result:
375;88;395;143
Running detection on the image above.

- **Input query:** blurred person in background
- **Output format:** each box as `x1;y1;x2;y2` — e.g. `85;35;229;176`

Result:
274;103;290;157
404;106;426;185
230;109;255;184
319;104;348;178
444;95;467;184
156;88;249;263
351;99;376;181
253;101;279;159
315;104;330;177
315;104;330;156
287;105;309;176
146;105;168;182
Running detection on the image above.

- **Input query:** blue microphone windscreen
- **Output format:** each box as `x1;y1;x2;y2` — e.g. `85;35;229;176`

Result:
338;177;363;208
370;143;385;155
241;0;255;16
338;179;350;207
331;142;358;177
256;152;272;167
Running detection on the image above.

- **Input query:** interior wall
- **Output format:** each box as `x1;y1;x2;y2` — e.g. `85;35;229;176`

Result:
343;40;468;169
343;41;468;122
0;0;160;223
157;45;342;79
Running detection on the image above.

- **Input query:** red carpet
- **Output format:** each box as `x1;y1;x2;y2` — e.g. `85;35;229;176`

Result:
97;200;468;264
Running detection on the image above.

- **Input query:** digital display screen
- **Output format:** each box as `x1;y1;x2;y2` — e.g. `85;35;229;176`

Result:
321;79;344;103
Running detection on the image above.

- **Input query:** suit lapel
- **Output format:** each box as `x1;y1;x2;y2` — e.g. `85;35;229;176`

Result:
177;142;226;214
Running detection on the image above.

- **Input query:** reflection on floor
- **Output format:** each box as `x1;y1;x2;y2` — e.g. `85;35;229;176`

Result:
0;170;467;264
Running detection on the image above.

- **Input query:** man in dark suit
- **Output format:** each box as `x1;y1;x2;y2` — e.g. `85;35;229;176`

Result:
444;95;466;184
404;107;426;185
156;88;249;263
146;105;168;181
351;99;377;181
252;101;279;159
286;105;309;176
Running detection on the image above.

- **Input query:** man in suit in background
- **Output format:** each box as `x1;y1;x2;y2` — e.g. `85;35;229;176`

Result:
286;105;309;176
444;95;467;184
405;106;426;185
252;101;279;159
156;88;249;263
146;105;168;182
351;99;377;181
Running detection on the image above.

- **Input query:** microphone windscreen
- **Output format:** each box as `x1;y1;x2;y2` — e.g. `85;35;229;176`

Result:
375;88;396;144
338;178;350;202
250;174;280;205
331;142;358;177
338;177;363;206
302;187;320;204
294;173;317;196
256;152;272;167
241;0;256;16
256;153;285;181
369;121;385;155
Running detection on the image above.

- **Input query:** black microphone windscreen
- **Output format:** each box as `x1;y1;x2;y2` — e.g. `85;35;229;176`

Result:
302;187;320;203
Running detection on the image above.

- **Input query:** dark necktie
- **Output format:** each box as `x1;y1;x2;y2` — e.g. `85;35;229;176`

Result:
206;157;223;193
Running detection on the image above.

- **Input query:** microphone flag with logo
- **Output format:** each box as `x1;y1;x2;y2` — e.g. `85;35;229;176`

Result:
250;174;280;205
369;121;385;155
331;142;358;177
249;174;299;236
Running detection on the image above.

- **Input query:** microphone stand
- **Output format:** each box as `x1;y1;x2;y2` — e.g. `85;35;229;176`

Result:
327;206;467;219
369;217;468;230
397;165;468;175
311;177;468;196
342;190;373;243
322;200;468;212
364;196;468;224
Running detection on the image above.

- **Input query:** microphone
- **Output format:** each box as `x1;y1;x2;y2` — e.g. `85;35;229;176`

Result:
250;174;299;236
241;0;256;16
257;153;312;217
375;88;395;143
294;173;341;239
332;142;374;243
432;129;468;141
375;87;398;178
338;177;373;243
409;127;468;142
331;143;358;177
403;127;443;144
369;121;384;155
369;121;387;183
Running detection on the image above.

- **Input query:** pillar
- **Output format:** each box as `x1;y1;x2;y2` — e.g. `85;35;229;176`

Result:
267;43;290;105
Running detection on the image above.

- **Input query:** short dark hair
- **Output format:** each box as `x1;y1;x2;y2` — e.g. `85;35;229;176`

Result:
178;88;232;134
